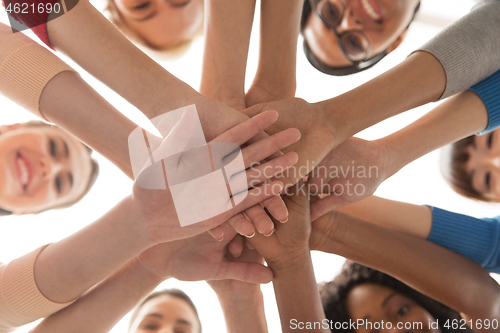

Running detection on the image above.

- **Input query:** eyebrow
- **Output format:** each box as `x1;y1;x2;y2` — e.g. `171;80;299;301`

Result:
381;292;397;308
145;313;163;319
133;11;158;21
176;319;193;326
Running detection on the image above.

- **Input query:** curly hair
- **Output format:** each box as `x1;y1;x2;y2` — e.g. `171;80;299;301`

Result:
320;261;473;333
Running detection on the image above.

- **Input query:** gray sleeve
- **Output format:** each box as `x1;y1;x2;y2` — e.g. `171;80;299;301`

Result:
416;0;500;100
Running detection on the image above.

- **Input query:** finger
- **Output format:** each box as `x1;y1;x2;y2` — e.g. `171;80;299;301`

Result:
240;128;301;168
245;131;284;159
244;205;274;236
310;194;346;221
244;152;299;189
227;212;255;238
241;103;268;118
227;235;244;258
211;110;279;146
207;225;226;242
215;262;273;284
262;195;288;223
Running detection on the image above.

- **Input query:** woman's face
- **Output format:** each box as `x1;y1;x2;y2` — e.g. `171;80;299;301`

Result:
303;0;419;67
346;283;441;333
114;0;203;49
0;124;92;214
466;129;500;200
130;295;200;333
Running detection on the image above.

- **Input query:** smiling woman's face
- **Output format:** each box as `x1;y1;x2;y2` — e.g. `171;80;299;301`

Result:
113;0;204;49
347;283;441;333
129;295;201;333
0;124;92;214
303;0;419;67
466;129;500;200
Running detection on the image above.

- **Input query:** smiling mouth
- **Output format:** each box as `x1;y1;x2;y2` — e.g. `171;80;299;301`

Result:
360;0;382;22
15;152;33;191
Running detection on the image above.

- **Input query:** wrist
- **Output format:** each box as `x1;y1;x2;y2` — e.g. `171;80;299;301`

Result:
146;82;200;119
215;284;263;305
266;246;311;274
129;256;166;287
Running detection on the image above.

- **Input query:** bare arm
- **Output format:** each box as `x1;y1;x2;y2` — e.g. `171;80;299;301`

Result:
200;0;257;110
311;211;500;330
245;0;302;106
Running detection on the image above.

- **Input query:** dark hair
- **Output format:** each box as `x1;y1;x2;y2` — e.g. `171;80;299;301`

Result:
441;135;499;203
0;121;99;215
129;289;202;332
320;261;473;333
300;0;421;76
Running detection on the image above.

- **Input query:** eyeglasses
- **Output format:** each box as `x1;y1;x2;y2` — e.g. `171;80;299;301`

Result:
308;0;371;63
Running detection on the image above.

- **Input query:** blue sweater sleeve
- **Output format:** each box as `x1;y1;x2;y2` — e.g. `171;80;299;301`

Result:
427;206;500;273
469;69;500;135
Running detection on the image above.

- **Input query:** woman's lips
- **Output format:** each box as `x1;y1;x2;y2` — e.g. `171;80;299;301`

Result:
359;0;383;23
14;152;33;190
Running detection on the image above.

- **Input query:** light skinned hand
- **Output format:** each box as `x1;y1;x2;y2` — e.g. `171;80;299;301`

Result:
242;98;338;189
308;137;388;220
136;223;272;284
132;110;300;243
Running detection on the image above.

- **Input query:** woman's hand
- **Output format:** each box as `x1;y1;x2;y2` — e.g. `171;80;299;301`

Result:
136;223;272;284
308;137;389;220
132;110;300;243
247;180;312;268
242;98;338;189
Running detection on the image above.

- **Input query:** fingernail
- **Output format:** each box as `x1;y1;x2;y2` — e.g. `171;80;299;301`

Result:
263;228;275;237
247;243;255;250
279;217;288;223
245;230;256;238
216;235;224;242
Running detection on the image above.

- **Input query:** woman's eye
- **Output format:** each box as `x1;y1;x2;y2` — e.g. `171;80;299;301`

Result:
49;139;57;157
140;324;159;330
396;304;410;317
485;172;491;190
133;2;151;10
55;176;62;194
347;35;363;50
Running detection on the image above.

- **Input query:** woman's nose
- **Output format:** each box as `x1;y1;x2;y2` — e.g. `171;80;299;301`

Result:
337;6;363;33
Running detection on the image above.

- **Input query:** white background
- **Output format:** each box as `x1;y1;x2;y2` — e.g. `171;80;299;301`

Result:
1;0;499;332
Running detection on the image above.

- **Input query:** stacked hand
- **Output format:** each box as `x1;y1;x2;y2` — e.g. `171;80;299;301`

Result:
132;109;301;243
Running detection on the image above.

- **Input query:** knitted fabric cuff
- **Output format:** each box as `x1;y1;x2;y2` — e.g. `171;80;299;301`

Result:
411;0;500;100
427;206;500;273
0;43;75;121
1;245;75;323
469;70;500;135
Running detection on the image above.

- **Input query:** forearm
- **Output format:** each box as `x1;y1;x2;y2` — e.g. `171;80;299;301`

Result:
46;0;198;119
378;90;487;178
32;258;163;333
33;196;155;303
320;51;446;142
40;71;137;178
215;286;268;333
250;0;302;101
269;250;329;333
338;196;432;239
200;0;256;108
317;212;500;322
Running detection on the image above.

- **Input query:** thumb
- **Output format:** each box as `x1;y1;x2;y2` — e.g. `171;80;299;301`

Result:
215;262;273;284
241;103;269;118
310;194;346;222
